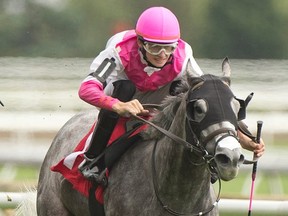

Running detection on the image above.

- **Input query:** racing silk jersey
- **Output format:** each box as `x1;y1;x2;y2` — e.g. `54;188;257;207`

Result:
79;30;203;110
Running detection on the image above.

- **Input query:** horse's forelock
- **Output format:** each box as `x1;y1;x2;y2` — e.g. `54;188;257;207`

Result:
174;79;189;94
142;78;198;140
142;93;184;139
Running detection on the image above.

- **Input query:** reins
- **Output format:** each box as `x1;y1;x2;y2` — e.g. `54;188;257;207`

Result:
133;110;258;166
132;113;203;155
131;101;258;215
131;112;222;215
151;139;221;216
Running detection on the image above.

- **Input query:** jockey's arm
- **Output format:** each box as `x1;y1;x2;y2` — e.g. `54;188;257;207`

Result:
79;78;149;117
78;45;125;111
238;129;265;158
78;78;119;110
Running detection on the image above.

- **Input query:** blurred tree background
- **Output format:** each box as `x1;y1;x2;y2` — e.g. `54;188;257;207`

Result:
0;0;287;59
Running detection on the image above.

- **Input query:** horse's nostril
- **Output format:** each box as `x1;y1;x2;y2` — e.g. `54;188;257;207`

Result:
215;154;230;165
215;153;245;166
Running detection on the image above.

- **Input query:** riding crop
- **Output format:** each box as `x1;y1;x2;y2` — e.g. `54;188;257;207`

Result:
247;120;263;216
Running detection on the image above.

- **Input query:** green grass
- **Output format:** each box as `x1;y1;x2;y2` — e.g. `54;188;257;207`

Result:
1;136;288;214
3;166;287;197
14;166;40;180
218;172;288;199
0;165;287;215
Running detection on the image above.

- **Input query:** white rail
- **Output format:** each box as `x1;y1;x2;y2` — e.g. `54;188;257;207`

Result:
0;192;26;209
0;192;287;215
0;146;287;172
218;199;288;214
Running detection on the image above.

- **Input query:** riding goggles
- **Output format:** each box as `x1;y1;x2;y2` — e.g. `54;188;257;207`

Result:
142;41;178;56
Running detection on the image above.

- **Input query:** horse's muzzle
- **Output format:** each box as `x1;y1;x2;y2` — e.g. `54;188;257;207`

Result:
214;136;244;181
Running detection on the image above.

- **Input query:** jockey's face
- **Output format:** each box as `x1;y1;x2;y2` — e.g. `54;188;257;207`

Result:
138;38;177;68
145;50;171;68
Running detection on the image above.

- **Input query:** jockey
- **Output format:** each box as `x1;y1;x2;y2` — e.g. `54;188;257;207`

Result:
78;7;265;183
78;6;202;182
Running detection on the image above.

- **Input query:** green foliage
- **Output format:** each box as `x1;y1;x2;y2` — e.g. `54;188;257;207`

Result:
197;0;286;59
0;0;287;58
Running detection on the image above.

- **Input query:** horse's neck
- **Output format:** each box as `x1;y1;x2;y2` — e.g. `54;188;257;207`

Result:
147;94;210;209
154;110;211;208
152;94;211;187
155;138;211;196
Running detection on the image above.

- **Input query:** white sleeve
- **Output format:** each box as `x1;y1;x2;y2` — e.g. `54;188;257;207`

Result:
89;32;129;95
90;30;131;75
89;47;128;96
89;46;124;77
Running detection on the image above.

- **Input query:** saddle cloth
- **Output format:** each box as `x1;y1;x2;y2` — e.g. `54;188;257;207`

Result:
51;117;147;204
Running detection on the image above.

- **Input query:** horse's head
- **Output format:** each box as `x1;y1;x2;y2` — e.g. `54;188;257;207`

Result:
185;57;246;181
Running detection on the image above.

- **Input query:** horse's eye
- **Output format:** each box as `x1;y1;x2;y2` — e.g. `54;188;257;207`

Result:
187;99;207;122
195;106;203;114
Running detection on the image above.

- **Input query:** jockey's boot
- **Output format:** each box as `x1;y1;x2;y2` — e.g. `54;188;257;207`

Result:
78;80;136;185
78;109;119;185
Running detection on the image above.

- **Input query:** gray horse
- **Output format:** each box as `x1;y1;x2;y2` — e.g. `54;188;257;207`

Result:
37;58;245;216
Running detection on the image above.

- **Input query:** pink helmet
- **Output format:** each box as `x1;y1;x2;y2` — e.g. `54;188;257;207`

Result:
136;7;180;43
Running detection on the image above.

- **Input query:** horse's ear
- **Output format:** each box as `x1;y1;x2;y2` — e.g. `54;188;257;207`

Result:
186;59;201;78
186;59;202;87
222;57;231;86
222;57;231;77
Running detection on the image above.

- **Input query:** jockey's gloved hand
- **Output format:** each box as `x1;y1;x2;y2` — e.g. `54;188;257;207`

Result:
112;99;149;117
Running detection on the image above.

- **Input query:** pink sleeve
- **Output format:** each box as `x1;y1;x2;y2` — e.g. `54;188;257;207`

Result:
78;79;120;110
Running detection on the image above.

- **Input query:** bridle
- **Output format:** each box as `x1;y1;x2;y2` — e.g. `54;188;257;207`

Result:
133;107;258;215
132;111;235;215
130;79;257;215
151;139;221;216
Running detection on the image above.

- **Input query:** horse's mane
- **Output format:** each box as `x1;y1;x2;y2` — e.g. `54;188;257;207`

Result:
141;78;190;140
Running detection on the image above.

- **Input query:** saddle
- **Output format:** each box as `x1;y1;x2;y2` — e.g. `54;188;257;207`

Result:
87;117;147;216
50;105;158;215
90;117;146;183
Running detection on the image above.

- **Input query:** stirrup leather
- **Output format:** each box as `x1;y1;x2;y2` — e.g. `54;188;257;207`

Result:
78;157;108;187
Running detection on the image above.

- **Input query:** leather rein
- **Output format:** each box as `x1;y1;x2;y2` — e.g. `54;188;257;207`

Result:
133;112;223;216
131;101;257;215
132;108;225;216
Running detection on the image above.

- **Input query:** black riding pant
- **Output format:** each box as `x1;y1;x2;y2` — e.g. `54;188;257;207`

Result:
84;80;136;169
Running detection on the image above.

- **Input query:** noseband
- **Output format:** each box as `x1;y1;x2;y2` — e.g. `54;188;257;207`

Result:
131;77;248;215
132;113;224;216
